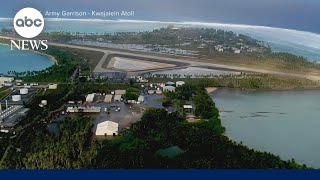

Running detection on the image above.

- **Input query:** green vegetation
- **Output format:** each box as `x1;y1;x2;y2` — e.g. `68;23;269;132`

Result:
0;85;73;168
0;137;10;163
148;73;320;90
124;87;140;100
39;27;320;75
44;27;268;52
0;38;104;82
195;52;320;75
5;45;76;82
0;30;315;169
193;90;219;119
0;82;307;169
0;87;11;100
1;116;95;169
0;82;129;169
23;116;94;169
94;86;305;169
68;83;132;99
0;38;10;44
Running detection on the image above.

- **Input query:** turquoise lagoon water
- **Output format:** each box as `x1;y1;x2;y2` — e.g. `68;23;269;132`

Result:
1;19;319;61
0;45;54;74
1;19;320;167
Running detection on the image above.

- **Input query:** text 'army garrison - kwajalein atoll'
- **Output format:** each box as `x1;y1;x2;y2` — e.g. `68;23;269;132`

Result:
44;10;135;18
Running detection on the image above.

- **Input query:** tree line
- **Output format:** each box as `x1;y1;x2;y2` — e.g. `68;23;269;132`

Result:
93;85;306;169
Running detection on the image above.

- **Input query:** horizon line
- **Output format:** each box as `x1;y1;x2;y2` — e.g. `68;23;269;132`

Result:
0;17;319;36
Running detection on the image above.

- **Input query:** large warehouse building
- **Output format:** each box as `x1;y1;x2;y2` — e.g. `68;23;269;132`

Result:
0;77;14;84
95;121;119;136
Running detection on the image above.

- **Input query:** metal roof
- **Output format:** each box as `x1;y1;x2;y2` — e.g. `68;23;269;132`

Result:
104;94;113;102
114;95;122;101
115;90;126;95
96;121;119;136
183;105;193;109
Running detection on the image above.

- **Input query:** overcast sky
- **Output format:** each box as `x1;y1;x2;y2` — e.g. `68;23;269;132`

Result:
1;0;320;32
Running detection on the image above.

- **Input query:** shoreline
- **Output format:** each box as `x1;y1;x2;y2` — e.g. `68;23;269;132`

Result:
0;42;58;65
2;36;320;81
210;86;320;94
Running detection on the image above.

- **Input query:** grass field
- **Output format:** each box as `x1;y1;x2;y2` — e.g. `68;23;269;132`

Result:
147;73;320;90
195;51;320;76
66;43;320;76
61;47;105;75
0;87;11;101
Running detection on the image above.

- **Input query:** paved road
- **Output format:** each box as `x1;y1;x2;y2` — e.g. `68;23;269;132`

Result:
47;42;320;81
1;36;320;81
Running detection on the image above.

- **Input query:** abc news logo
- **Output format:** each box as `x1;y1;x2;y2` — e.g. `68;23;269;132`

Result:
15;16;43;28
11;7;48;51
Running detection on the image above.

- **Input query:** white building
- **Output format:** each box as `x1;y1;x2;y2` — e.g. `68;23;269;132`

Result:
176;81;185;87
96;121;119;136
66;106;101;113
114;95;122;102
0;129;9;133
0;105;24;122
214;45;223;51
115;90;126;95
86;93;95;102
127;100;137;104
183;105;193;109
48;84;58;90
234;49;241;54
183;105;193;113
138;95;145;103
0;77;14;84
163;86;176;92
104;95;113;103
3;83;12;87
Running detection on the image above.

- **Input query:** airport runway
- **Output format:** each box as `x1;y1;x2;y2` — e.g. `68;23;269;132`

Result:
47;42;320;81
1;36;319;81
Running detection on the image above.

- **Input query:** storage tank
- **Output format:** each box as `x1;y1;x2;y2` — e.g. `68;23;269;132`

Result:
176;81;185;87
20;88;29;95
12;95;22;102
148;90;155;95
163;86;176;92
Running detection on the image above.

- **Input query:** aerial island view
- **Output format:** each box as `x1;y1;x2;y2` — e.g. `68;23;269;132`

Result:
0;0;320;169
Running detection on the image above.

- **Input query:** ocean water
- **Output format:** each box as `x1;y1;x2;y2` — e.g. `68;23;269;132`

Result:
211;89;320;168
1;18;320;61
0;45;54;74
